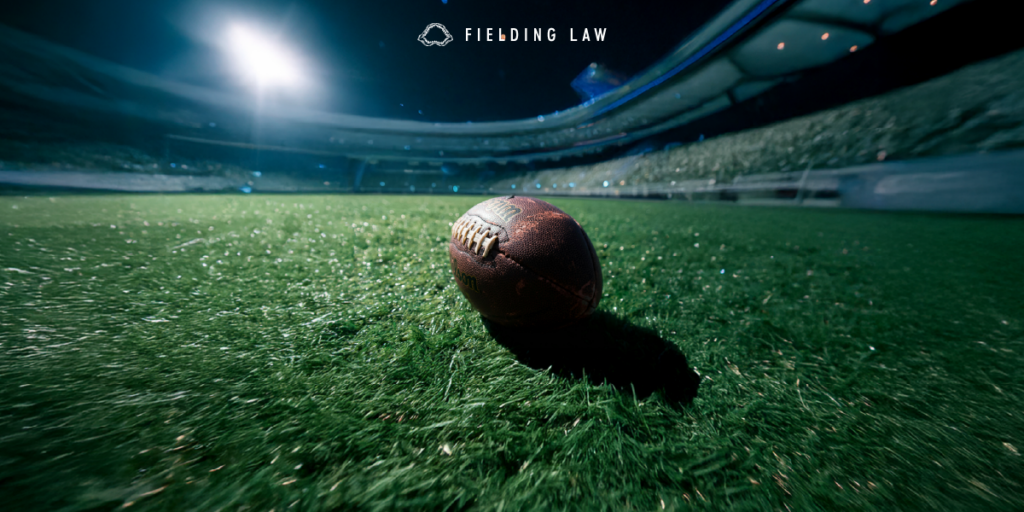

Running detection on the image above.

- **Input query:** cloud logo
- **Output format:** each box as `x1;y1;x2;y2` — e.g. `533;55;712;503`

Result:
418;23;453;47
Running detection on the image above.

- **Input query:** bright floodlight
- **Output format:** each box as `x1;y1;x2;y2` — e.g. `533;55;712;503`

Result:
226;24;305;90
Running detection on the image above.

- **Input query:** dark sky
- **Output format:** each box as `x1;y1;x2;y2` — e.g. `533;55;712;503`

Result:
0;0;734;122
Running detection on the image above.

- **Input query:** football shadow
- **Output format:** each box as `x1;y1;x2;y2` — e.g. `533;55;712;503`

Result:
482;311;700;405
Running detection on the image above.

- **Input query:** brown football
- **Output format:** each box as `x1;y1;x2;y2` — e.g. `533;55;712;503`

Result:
449;195;602;327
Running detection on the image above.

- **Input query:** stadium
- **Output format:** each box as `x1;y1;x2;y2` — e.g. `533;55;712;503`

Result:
1;0;1022;510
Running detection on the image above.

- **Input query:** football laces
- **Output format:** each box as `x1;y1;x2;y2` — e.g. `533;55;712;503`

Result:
451;216;498;257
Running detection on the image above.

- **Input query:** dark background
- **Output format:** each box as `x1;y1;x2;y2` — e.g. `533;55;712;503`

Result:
0;0;734;122
0;0;1021;154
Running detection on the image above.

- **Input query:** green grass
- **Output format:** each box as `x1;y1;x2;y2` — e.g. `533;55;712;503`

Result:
1;194;1022;511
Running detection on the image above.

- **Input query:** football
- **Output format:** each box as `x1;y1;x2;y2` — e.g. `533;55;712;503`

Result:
449;195;602;327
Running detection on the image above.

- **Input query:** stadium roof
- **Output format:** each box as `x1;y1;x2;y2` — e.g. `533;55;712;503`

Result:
0;0;971;165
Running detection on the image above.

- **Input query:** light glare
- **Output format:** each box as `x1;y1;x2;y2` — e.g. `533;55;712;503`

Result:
226;24;305;90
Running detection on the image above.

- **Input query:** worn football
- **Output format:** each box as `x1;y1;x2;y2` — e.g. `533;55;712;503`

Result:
449;195;602;327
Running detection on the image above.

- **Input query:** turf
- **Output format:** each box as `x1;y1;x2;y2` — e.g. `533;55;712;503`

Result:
1;194;1022;511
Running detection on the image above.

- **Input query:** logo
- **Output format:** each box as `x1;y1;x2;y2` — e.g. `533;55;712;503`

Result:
451;259;480;292
419;25;607;47
418;23;454;47
485;199;522;222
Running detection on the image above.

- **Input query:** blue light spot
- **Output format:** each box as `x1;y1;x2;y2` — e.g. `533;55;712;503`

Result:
251;171;261;177
318;164;325;169
536;183;541;189
418;110;423;115
720;269;725;274
400;103;404;107
569;182;575;187
442;0;447;3
380;182;385;186
699;134;705;142
553;184;557;188
404;145;411;150
511;184;516;189
209;122;216;127
537;115;545;122
453;185;459;192
239;186;252;193
602;180;609;187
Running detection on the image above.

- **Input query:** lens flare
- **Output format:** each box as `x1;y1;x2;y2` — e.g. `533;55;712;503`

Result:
225;24;306;90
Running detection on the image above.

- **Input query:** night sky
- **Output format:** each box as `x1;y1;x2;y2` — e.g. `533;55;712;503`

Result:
0;0;734;122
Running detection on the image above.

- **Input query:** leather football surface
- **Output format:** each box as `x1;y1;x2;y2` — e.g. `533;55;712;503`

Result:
449;196;602;327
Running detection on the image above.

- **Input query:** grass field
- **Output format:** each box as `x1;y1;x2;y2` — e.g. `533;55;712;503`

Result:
1;194;1022;511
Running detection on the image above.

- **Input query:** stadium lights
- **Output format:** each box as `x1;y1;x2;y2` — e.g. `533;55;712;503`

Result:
225;24;306;91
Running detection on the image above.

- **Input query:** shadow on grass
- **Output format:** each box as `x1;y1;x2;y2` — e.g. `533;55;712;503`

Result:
483;311;700;405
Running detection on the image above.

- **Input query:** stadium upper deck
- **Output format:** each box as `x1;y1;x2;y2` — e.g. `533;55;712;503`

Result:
0;0;970;167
